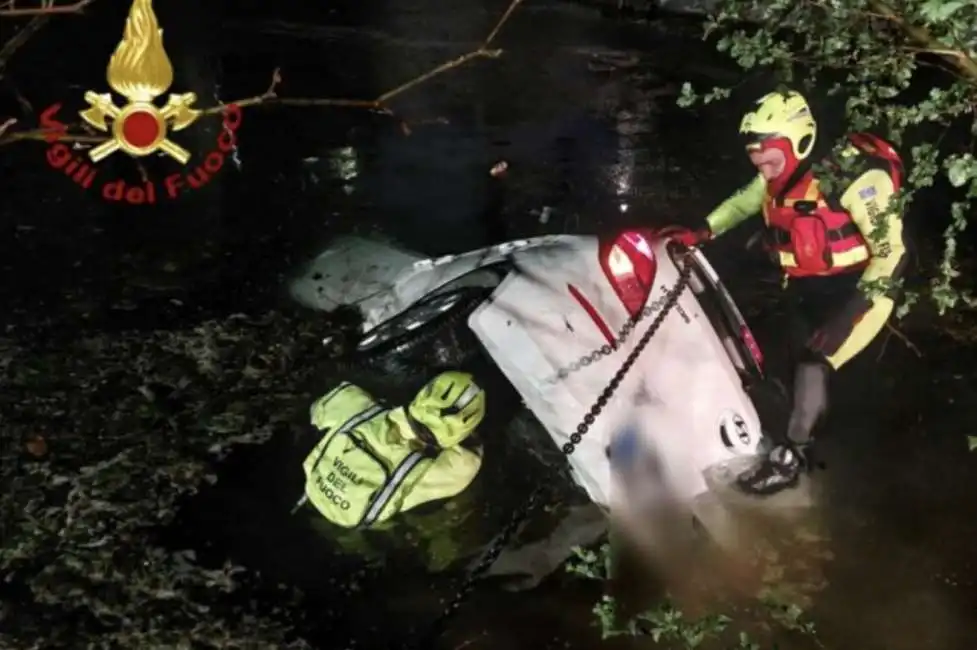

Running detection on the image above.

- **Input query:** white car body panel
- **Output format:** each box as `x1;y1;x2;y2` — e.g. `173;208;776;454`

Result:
468;236;762;508
288;236;424;316
289;235;581;332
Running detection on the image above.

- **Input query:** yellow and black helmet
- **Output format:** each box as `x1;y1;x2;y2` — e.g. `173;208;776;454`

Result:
739;90;817;161
408;371;486;448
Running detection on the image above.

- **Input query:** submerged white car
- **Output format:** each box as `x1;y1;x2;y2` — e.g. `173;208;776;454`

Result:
289;229;775;527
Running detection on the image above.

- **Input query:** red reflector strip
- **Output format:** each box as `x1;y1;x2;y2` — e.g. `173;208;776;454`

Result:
567;283;615;346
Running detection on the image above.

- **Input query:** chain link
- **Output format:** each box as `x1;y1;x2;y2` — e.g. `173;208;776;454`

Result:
407;261;695;649
548;279;688;383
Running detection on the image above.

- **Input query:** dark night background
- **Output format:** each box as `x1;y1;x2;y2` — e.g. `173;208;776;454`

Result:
2;0;977;649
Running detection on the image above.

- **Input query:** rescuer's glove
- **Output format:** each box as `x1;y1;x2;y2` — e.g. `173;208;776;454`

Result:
658;226;712;247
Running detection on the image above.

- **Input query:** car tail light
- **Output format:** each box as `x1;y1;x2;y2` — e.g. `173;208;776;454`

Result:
599;229;658;318
740;324;764;370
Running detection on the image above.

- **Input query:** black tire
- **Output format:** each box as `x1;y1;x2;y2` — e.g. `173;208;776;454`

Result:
330;288;490;381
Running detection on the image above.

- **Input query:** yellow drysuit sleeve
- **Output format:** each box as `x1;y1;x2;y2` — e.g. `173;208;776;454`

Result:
705;174;767;236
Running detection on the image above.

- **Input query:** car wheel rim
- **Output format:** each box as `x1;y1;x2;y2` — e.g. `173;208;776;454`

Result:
357;291;464;352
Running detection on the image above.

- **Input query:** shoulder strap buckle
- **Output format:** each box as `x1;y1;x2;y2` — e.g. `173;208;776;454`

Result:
793;200;818;215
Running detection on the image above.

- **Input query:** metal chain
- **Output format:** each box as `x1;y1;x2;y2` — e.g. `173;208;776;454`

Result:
548;279;688;383
407;261;694;649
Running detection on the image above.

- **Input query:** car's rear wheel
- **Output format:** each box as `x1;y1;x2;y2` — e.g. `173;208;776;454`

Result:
332;287;491;379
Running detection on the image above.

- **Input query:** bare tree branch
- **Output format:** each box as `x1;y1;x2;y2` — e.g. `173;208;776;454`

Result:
0;0;95;17
0;116;16;138
0;0;525;147
868;0;977;82
877;322;923;362
0;1;96;77
0;14;49;72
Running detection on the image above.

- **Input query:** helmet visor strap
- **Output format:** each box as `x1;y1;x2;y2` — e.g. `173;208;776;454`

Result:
741;131;781;149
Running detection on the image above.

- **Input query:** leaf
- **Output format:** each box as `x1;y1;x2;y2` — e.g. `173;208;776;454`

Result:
677;82;697;108
919;0;968;23
946;155;976;188
968;435;977;452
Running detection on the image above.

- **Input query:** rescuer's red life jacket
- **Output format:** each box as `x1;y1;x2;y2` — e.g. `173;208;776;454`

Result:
763;132;903;278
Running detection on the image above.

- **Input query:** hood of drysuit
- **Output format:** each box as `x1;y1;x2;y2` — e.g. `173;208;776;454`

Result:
739;90;818;195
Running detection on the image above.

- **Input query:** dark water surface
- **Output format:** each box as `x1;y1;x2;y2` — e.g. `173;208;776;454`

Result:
3;0;977;648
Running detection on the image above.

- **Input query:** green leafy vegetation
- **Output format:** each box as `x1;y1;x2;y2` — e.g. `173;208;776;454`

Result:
678;0;977;317
566;541;824;648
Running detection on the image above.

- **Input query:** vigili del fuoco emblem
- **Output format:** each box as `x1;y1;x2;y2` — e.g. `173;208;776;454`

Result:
39;0;242;204
79;0;200;163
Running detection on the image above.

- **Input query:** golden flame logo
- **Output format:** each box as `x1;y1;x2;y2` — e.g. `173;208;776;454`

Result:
107;0;174;103
79;0;200;164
